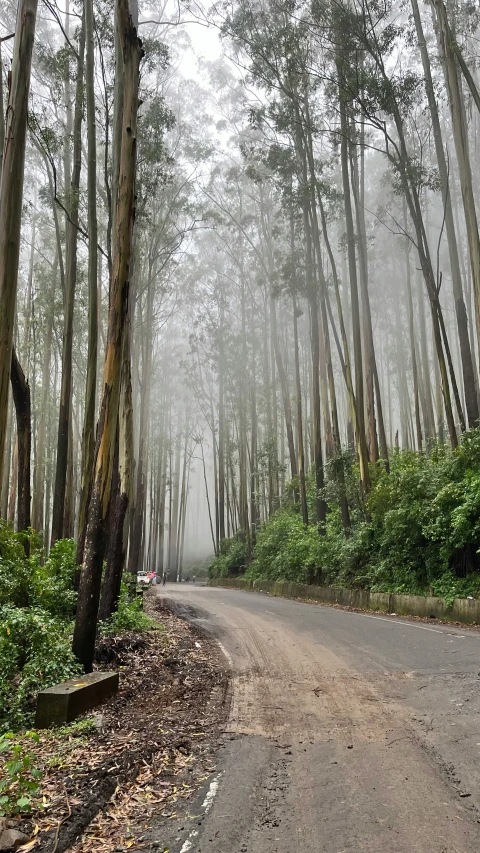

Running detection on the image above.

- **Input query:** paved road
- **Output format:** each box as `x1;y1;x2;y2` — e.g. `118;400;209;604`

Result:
157;584;480;853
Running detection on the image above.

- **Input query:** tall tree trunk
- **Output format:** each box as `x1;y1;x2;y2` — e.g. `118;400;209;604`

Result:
10;349;31;547
98;310;135;616
302;191;326;526
403;210;423;451
168;421;182;574
77;0;99;562
416;270;435;442
239;248;251;543
337;71;370;490
157;423;168;577
381;75;458;448
294;114;327;526
349;135;378;463
412;0;478;428
51;19;86;545
0;0;38;487
175;420;189;581
293;294;308;526
0;38;4;180
8;439;18;525
1;399;12;520
270;297;298;483
73;0;142;672
431;0;480;370
128;263;154;576
218;299;226;542
32;260;57;532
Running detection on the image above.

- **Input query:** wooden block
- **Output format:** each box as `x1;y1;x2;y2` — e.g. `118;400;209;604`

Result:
35;671;119;728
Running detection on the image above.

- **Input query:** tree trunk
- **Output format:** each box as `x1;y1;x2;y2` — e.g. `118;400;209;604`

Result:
10;349;31;547
270;297;298;482
337;69;370;490
218;299;226;542
403;209;423;451
293;294;308;526
349;134;378;463
412;0;478;428
1;398;12;520
51;19;86;545
8;438;18;525
77;0;99;562
32;260;57;532
0;0;38;488
72;0;142;672
128;262;154;576
431;0;480;374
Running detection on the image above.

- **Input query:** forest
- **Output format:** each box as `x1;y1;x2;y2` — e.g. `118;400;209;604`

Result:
2;0;480;729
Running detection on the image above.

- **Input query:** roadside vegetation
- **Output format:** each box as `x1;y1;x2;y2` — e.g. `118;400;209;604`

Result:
210;431;480;604
0;523;153;737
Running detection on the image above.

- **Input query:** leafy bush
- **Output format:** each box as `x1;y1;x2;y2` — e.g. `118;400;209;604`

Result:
0;522;32;608
249;511;320;582
0;527;80;731
209;535;248;578
0;526;77;619
0;731;43;815
214;431;480;603
0;606;81;732
99;582;155;635
31;539;77;620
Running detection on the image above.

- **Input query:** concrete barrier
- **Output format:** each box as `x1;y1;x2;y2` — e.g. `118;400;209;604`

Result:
209;578;480;625
36;671;119;728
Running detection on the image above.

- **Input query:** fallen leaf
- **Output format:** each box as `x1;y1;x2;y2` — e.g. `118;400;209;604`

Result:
17;841;38;852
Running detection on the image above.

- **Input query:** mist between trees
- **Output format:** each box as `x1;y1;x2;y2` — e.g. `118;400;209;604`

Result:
1;0;480;673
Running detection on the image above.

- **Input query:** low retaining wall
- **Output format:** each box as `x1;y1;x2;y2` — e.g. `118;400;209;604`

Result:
209;577;480;625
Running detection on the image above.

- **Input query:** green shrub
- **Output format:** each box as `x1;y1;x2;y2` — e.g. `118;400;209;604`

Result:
99;583;155;635
0;525;77;619
31;539;77;620
249;511;318;582
209;535;248;579
0;522;32;608
0;527;81;731
0;731;43;816
217;431;480;603
0;606;81;732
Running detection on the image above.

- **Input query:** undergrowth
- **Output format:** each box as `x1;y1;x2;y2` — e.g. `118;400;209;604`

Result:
0;523;155;732
210;430;480;603
99;583;156;635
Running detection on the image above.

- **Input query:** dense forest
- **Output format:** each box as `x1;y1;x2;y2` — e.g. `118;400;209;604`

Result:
2;0;480;721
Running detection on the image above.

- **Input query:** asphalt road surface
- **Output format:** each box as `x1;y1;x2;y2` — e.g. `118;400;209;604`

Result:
157;584;480;853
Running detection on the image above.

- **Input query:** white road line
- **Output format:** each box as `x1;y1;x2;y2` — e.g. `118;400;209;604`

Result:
180;835;197;853
217;641;233;666
202;773;221;812
357;611;467;637
179;774;222;853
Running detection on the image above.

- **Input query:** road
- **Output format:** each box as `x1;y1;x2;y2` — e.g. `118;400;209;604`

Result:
156;584;480;853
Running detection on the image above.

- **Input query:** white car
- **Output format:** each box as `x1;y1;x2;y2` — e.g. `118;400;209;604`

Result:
137;571;151;587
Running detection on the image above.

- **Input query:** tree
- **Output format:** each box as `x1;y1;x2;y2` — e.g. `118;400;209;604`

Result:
73;0;143;671
0;0;38;488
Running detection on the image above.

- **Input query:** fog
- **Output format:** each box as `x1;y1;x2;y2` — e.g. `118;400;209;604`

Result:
1;0;479;586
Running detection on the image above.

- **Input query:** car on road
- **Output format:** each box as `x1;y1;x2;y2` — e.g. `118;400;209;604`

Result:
137;571;151;587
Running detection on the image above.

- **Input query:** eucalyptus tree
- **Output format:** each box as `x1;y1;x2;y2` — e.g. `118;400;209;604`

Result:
431;0;480;366
73;0;143;671
0;0;38;489
410;0;478;429
77;0;99;562
51;12;86;544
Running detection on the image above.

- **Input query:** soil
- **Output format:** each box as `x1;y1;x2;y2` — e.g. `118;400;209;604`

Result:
14;595;229;853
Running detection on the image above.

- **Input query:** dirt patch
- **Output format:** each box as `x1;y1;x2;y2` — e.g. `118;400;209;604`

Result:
14;597;228;853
